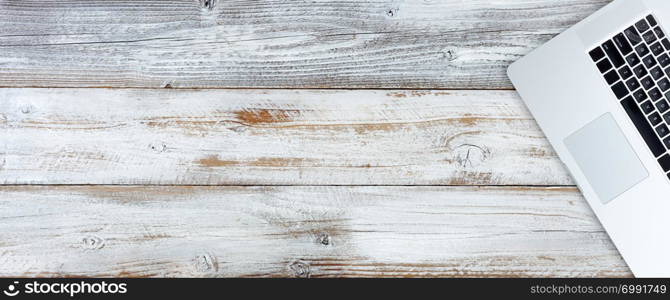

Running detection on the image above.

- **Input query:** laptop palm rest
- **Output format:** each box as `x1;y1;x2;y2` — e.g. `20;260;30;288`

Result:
564;113;649;204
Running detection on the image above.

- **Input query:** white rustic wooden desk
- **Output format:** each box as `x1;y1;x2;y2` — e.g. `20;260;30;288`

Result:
0;0;630;277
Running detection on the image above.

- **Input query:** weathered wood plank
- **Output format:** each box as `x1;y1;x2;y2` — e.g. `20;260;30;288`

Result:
0;88;572;185
0;185;629;277
0;0;610;88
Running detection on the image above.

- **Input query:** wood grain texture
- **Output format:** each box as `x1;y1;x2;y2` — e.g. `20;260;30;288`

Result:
0;185;629;278
0;88;572;185
0;0;624;278
0;0;610;89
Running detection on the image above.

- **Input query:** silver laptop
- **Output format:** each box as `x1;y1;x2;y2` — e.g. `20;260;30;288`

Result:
508;0;670;277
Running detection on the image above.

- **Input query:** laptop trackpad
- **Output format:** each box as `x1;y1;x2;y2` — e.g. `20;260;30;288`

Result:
564;113;648;204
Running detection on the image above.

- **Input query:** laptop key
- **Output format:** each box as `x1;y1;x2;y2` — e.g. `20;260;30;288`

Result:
644;31;658;44
641;76;654;90
643;55;658;68
620;66;633;79
626;26;644;45
636;19;650;33
634;64;648;77
647;15;658;27
655;27;665;39
651;66;664;80
657;99;670;113
634;89;649;103
659;54;670;68
614;33;633;55
650;87;663;101
603;40;625;67
663;38;670;50
664;112;670;124
664;136;670;149
621;96;666;157
626;53;640;66
636;43;650;57
604;70;620;85
659;78;670;91
659;154;670;172
657;124;670;137
589;47;606;61
611;81;629;99
649;112;663;126
642;101;655;114
626;78;640;92
651;42;664;56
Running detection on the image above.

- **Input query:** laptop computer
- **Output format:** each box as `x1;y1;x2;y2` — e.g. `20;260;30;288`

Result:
508;0;670;277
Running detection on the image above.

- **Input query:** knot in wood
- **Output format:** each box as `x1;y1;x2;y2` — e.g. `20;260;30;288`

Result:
453;144;489;168
20;105;34;114
82;235;105;250
316;233;331;246
443;49;457;61
200;0;216;10
288;260;310;278
194;253;217;273
386;8;399;17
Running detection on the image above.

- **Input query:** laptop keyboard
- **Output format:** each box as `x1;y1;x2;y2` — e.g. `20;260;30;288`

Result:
590;14;670;179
